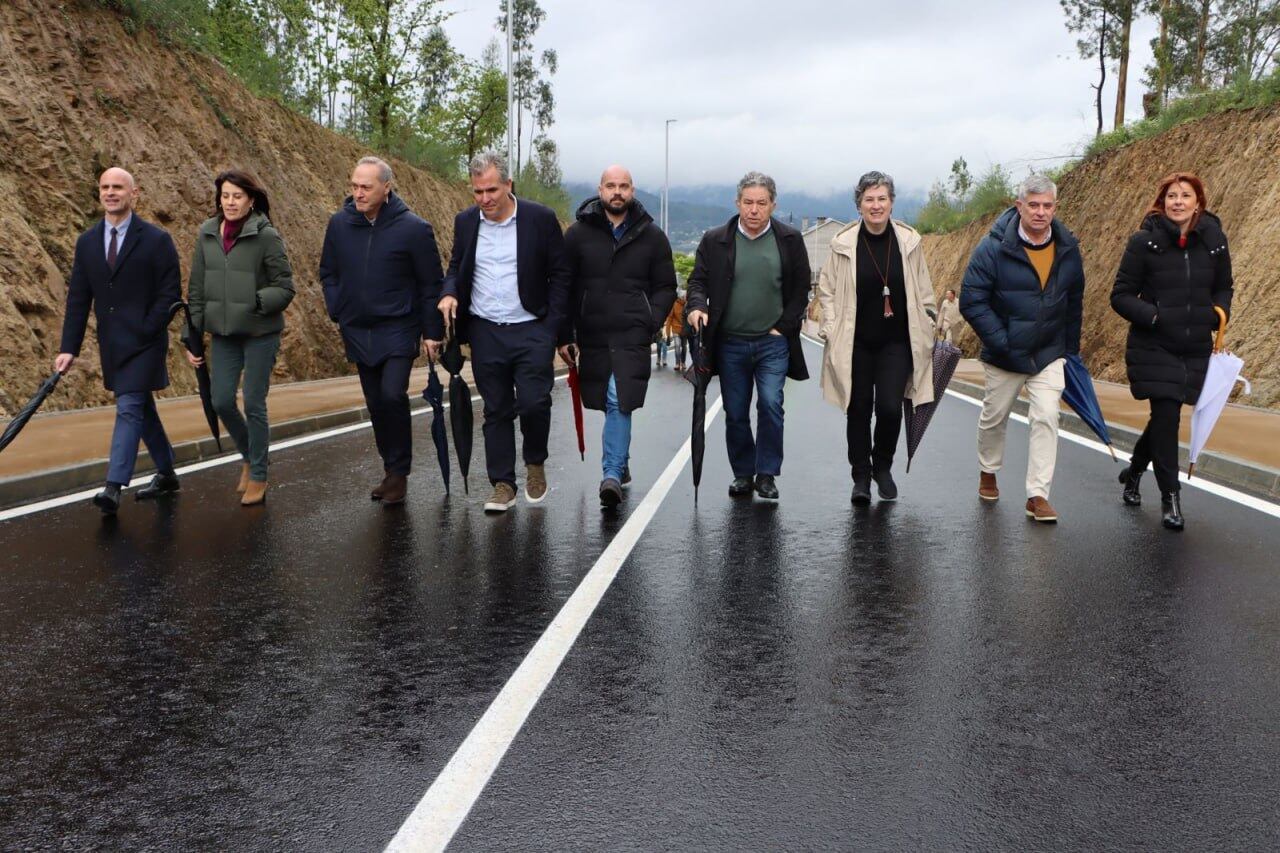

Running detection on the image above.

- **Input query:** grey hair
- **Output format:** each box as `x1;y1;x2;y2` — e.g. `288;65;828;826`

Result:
1016;173;1057;201
469;150;511;182
736;171;777;202
357;156;394;183
854;171;896;206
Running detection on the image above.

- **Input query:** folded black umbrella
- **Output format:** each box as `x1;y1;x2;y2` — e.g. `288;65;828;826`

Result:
170;301;222;452
0;371;63;455
421;358;451;493
903;340;962;472
686;330;713;503
440;332;473;494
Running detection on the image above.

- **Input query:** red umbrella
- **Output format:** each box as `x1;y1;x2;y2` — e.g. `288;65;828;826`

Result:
565;352;586;461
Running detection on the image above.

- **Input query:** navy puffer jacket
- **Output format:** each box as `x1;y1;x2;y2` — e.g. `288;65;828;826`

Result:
960;207;1085;375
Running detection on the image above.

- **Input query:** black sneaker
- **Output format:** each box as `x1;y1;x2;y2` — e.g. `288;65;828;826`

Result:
872;469;898;502
599;478;623;508
728;476;754;498
851;476;872;505
754;475;779;501
136;472;180;500
92;483;122;515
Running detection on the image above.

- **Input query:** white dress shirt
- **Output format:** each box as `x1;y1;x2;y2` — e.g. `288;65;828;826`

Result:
471;199;536;324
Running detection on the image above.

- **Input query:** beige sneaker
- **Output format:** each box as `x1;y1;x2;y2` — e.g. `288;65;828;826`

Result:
525;463;548;504
484;481;517;513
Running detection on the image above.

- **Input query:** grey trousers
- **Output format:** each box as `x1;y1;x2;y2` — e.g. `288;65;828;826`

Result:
211;333;280;481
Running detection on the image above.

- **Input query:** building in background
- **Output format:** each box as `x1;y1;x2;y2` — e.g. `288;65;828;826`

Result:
801;217;846;285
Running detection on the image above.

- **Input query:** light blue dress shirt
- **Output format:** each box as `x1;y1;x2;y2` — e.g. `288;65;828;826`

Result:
470;199;536;324
103;213;133;261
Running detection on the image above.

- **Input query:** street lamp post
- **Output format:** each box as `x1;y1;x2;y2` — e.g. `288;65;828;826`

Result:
506;0;514;168
663;118;677;235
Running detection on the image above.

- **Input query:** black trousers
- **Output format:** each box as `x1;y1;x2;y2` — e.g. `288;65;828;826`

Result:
1129;397;1183;495
847;338;913;478
470;317;555;487
357;356;414;476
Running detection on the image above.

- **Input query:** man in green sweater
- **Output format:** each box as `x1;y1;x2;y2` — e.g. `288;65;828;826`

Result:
686;172;811;501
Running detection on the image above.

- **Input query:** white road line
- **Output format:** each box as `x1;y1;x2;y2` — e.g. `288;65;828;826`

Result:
0;375;565;523
385;395;726;853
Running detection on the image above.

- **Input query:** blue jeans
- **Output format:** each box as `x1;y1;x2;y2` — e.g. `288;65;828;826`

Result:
107;391;175;486
657;337;669;365
601;374;631;482
717;333;789;478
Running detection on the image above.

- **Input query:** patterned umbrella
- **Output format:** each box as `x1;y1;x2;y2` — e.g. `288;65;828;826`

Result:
902;340;963;472
0;371;62;455
421;358;451;492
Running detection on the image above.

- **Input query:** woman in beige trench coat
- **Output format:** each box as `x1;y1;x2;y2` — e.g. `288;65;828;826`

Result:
815;171;936;504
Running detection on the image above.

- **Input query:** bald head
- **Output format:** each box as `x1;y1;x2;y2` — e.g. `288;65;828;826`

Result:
598;165;635;222
98;167;138;221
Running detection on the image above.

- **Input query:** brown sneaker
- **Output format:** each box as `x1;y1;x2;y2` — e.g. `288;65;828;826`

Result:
525;463;548;504
236;463;251;494
484;481;517;513
241;480;268;506
978;471;999;502
380;473;408;506
370;472;392;501
1025;496;1058;523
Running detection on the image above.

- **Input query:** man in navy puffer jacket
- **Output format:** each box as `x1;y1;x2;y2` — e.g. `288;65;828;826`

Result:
960;174;1084;523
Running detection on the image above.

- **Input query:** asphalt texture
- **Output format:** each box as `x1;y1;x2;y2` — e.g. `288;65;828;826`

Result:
2;341;1278;851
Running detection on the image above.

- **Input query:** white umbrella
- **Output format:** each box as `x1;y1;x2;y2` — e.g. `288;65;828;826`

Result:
1188;312;1250;478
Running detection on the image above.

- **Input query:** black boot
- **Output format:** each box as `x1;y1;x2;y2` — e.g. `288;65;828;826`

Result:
1119;468;1143;506
851;475;872;505
1161;491;1184;531
872;468;898;502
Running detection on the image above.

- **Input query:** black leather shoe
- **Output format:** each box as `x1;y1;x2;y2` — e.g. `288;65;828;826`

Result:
851;476;872;505
599;478;623;508
728;476;754;498
621;466;632;488
1120;468;1143;506
873;469;898;502
136;472;180;500
92;483;121;515
754;475;779;501
1161;491;1184;530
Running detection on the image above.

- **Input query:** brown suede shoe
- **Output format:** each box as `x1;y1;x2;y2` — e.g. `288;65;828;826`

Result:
380;473;408;506
236;463;251;494
979;471;999;502
525;464;547;504
241;480;268;506
370;473;392;501
484;481;517;513
1025;496;1058;523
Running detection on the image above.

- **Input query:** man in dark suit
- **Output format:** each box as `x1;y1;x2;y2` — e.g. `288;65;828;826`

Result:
56;167;182;515
438;151;570;513
685;171;811;502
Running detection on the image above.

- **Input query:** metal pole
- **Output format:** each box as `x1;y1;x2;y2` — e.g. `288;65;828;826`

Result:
664;119;677;234
506;0;514;166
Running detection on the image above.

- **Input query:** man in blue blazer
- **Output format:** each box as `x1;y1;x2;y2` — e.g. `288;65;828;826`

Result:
56;167;182;515
437;151;570;513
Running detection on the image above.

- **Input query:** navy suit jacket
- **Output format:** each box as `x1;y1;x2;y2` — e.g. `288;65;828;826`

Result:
60;216;181;393
440;199;570;343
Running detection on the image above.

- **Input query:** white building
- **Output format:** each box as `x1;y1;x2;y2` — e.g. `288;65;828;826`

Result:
801;217;847;284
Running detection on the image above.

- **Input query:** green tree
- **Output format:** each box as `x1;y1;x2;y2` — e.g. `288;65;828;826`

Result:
497;0;557;175
948;157;973;201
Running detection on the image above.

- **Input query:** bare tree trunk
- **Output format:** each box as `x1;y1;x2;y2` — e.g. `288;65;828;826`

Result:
1114;6;1132;128
1095;7;1108;137
1156;0;1170;106
1194;0;1211;90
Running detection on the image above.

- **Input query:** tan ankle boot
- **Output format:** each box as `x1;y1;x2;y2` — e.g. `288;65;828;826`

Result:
236;463;251;493
241;480;268;506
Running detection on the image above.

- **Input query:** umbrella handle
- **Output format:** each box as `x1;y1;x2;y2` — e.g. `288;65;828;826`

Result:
1213;307;1227;353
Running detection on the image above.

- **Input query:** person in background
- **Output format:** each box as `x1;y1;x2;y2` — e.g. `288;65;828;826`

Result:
186;170;294;506
1111;171;1232;531
815;170;937;504
936;288;961;342
667;284;688;371
56;167;182;516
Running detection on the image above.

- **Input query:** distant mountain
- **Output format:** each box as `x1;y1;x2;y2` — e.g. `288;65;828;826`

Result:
562;182;926;254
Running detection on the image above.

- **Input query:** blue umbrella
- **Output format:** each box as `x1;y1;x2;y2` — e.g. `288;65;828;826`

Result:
1062;353;1117;461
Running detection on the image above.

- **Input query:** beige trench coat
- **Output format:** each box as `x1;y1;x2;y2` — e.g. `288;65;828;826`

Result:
815;219;937;412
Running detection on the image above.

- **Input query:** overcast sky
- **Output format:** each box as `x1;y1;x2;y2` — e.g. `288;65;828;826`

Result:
441;1;1158;195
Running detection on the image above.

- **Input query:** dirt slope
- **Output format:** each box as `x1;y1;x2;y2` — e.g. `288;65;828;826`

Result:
0;0;473;415
921;102;1280;410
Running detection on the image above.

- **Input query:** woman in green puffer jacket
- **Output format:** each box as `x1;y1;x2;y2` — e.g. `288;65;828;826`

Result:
186;170;295;505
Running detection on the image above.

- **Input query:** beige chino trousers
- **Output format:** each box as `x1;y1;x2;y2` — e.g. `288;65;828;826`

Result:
977;358;1065;500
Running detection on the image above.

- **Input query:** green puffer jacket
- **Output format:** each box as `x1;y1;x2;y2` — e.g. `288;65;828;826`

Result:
188;211;295;336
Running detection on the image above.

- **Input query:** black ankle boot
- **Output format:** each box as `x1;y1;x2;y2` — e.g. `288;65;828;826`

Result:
1161;491;1184;531
1119;468;1143;506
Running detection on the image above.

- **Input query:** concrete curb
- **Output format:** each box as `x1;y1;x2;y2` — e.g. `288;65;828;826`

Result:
948;379;1280;501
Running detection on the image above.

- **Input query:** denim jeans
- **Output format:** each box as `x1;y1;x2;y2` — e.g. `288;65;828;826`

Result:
211;333;280;481
106;391;175;486
657;337;669;365
601;374;631;482
717;333;789;478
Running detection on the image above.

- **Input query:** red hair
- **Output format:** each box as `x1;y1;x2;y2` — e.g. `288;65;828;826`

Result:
1145;171;1207;232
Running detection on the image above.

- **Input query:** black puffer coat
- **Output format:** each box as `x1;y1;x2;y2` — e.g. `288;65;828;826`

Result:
563;198;677;412
1111;212;1233;403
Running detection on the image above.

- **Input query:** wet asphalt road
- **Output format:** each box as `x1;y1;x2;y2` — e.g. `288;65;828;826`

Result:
2;341;1278;851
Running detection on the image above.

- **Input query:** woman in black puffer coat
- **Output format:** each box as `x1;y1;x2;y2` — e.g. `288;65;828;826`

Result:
1111;171;1233;531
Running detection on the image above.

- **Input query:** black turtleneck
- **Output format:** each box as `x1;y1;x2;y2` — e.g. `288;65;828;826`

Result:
855;223;909;345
